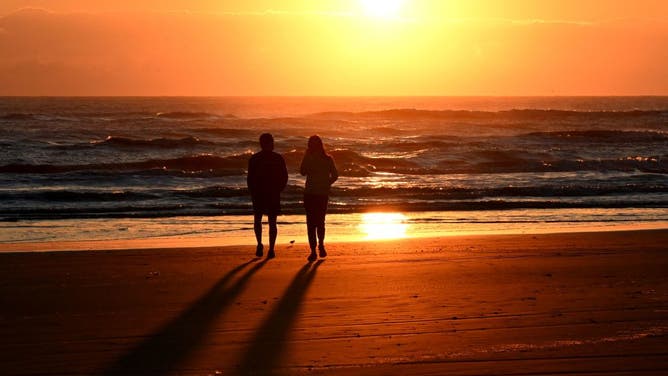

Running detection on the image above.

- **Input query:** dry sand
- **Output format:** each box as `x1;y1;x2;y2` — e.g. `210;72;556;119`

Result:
1;230;667;375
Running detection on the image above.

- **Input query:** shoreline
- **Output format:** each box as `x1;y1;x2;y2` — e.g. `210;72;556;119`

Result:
2;223;667;253
1;229;667;375
2;211;667;253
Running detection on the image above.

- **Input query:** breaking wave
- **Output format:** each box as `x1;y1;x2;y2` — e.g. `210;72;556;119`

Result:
91;136;214;149
0;154;250;174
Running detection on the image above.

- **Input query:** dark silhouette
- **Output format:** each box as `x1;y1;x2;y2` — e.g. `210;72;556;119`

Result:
300;135;338;262
237;260;324;375
247;133;288;259
101;258;267;375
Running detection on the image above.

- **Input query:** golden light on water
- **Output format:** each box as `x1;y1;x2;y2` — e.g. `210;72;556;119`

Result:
359;212;409;240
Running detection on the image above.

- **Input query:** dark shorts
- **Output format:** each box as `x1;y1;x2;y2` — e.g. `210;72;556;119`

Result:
252;193;281;216
304;193;328;225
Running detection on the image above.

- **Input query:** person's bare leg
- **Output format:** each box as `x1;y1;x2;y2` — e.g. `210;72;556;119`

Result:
317;219;327;258
254;213;263;257
267;214;277;258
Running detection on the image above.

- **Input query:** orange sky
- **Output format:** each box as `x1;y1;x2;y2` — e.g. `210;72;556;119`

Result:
1;0;667;96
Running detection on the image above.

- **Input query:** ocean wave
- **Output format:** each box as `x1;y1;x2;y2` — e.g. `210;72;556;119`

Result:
283;149;431;177
368;126;413;136
0;190;160;202
437;156;668;174
521;130;668;143
4;149;665;176
307;108;668;121
5;106;668;125
332;184;668;199
7;182;664;205
290;148;667;175
0;154;251;174
326;199;668;214
0;113;35;121
1;110;236;123
2;198;666;221
175;186;248;198
155;111;235;120
92;136;215;149
0;112;89;122
0;205;223;221
189;127;257;138
51;134;252;151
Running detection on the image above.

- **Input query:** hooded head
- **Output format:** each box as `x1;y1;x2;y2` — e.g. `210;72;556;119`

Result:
259;133;274;152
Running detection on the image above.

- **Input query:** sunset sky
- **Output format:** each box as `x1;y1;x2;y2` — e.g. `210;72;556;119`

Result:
1;0;667;96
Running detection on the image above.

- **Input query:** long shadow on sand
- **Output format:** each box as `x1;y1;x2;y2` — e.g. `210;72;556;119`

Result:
102;258;268;375
237;259;324;375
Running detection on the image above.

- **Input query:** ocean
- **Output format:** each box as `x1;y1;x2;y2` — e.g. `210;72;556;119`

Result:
1;96;667;249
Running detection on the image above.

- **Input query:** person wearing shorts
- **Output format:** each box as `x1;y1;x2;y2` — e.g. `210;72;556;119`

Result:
247;133;288;259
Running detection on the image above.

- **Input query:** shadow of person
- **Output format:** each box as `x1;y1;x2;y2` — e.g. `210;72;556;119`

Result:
237;259;324;375
102;258;268;375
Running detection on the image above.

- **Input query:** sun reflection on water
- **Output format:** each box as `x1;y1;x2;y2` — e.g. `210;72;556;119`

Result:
359;212;409;240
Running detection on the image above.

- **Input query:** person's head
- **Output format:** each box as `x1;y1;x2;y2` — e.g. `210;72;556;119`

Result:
307;135;326;155
259;133;274;152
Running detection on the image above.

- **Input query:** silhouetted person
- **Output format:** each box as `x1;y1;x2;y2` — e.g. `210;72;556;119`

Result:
300;135;338;262
247;133;288;259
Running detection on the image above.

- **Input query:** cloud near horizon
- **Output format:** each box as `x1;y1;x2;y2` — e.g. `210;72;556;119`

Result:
1;8;667;96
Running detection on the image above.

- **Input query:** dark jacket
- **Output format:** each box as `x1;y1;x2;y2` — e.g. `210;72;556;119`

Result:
247;151;288;197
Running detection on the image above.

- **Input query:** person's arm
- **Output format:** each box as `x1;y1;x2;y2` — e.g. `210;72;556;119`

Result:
279;155;289;192
329;156;339;186
247;157;256;194
299;154;308;176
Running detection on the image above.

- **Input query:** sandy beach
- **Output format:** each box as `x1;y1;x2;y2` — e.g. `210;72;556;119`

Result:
1;229;667;375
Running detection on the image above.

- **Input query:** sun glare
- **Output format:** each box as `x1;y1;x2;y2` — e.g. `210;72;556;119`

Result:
359;0;405;19
359;212;409;240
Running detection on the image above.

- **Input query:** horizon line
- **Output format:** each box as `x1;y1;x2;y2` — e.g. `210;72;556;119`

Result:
2;94;668;98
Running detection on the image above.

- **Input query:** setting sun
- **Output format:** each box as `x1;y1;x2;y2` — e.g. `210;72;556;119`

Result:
359;0;405;19
359;213;409;240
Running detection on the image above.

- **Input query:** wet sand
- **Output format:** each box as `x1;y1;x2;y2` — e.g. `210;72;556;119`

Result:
1;230;667;375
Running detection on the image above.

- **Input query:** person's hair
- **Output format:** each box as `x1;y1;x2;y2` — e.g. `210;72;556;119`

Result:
259;133;274;152
307;135;327;156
